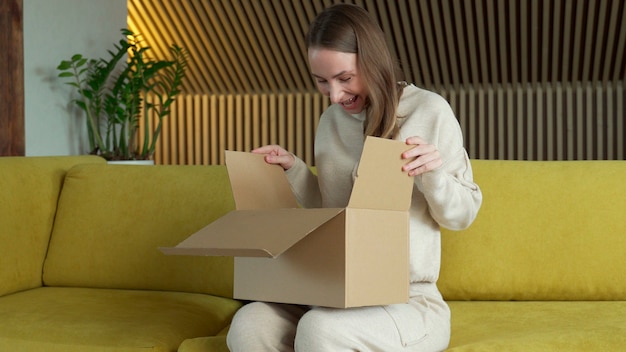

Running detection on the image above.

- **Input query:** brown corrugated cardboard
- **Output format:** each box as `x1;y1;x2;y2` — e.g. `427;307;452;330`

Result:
161;136;414;308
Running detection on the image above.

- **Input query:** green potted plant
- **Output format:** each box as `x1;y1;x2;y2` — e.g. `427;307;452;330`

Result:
57;29;188;161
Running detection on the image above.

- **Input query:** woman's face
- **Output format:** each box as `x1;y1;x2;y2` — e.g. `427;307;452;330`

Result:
308;48;368;114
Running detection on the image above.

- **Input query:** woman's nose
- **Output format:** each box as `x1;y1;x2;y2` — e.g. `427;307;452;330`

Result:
328;85;342;104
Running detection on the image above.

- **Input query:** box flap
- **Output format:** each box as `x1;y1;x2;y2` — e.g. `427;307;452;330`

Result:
160;208;344;258
348;136;414;211
225;150;298;209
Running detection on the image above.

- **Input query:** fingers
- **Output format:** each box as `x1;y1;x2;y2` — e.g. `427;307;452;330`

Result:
252;145;286;156
402;137;442;176
264;154;295;170
404;136;428;146
251;145;295;170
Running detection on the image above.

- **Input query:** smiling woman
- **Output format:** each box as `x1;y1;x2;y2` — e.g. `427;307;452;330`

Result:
0;0;24;156
308;49;367;114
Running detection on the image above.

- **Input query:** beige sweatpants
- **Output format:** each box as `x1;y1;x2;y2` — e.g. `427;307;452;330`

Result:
226;285;450;352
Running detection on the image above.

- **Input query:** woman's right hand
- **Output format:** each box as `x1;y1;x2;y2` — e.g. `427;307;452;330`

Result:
251;145;295;170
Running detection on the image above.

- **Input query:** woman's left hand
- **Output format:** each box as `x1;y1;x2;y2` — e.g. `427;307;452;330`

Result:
401;136;442;176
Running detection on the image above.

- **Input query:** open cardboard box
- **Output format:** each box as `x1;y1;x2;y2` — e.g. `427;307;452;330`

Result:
161;136;414;308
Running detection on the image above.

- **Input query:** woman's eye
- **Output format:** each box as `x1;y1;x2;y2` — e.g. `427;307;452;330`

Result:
340;77;352;82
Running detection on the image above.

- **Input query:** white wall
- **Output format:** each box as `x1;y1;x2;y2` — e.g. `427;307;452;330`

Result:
23;0;127;156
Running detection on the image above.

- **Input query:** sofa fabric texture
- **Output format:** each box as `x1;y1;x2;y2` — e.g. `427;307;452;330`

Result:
439;160;626;301
43;163;235;296
0;287;240;352
0;156;102;297
1;156;624;351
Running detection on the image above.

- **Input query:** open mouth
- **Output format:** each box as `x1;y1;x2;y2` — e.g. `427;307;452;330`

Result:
341;95;357;107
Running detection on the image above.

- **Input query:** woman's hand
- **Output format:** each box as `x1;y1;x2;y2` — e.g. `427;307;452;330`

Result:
401;136;442;176
251;145;295;170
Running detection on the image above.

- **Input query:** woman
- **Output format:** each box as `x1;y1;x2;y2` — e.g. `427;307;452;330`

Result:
227;4;482;351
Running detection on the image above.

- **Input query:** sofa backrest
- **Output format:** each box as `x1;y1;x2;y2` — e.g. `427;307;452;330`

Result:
42;163;236;298
0;156;105;297
439;160;626;301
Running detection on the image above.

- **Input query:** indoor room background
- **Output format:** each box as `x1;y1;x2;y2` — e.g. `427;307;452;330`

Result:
127;0;625;165
6;0;626;164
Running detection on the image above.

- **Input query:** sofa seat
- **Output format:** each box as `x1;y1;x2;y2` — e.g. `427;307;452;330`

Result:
0;286;242;352
447;301;626;351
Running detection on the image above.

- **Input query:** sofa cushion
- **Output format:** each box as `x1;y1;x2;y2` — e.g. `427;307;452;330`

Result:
447;301;626;351
439;160;626;301
0;156;105;297
0;286;242;352
43;164;236;297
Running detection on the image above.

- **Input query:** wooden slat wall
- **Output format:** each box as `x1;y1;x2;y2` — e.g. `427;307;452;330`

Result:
142;92;329;165
142;81;623;165
129;0;625;92
130;0;625;163
442;82;624;160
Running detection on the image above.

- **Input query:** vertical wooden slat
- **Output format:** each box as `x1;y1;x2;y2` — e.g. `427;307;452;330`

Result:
574;83;583;159
565;83;575;159
550;0;563;83
486;86;495;159
485;0;499;86
508;1;519;86
581;0;598;83
473;0;489;87
583;83;593;159
535;84;544;160
540;0;552;85
176;95;185;163
529;0;540;86
480;86;488;158
497;1;509;85
496;86;506;160
452;2;471;88
515;85;524;160
591;1;608;83
554;0;585;81
612;81;624;160
545;84;553;160
595;84;605;160
504;87;513;159
525;84;534;160
519;1;529;86
555;83;565;159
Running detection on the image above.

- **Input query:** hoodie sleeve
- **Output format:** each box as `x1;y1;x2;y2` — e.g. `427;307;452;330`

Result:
285;156;322;208
398;87;482;230
415;147;482;230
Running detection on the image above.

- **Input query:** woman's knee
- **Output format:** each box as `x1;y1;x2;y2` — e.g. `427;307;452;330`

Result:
226;302;262;351
295;308;350;351
227;302;307;352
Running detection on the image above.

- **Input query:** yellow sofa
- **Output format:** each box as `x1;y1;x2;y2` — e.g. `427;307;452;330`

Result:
2;156;625;351
440;160;626;351
0;156;240;352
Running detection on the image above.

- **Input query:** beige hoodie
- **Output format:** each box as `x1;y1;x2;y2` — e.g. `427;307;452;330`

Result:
286;84;482;290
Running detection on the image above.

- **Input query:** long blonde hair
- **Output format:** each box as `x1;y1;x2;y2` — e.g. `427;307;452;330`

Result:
305;4;404;139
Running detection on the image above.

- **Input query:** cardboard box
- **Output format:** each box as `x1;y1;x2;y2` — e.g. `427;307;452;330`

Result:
161;136;414;308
